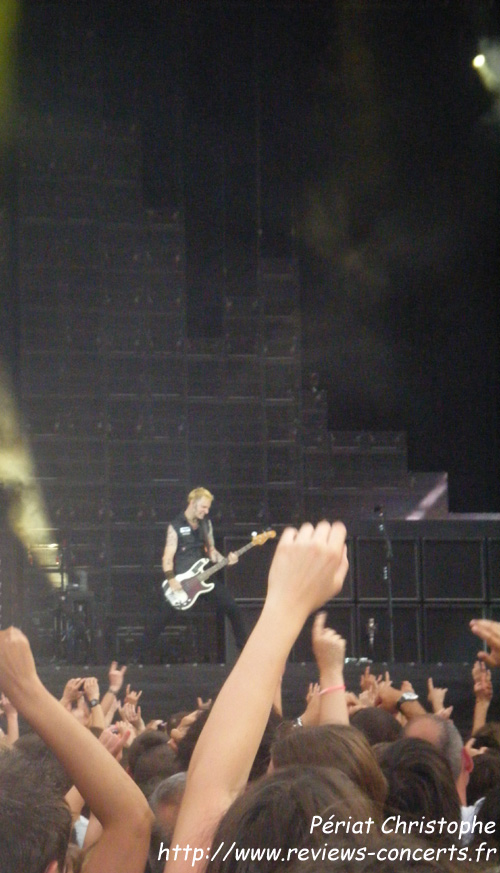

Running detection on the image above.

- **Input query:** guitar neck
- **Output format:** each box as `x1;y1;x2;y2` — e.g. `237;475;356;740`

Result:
234;540;257;559
200;539;257;582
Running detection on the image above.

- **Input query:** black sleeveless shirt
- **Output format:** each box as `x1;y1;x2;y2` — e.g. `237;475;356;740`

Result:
170;513;212;575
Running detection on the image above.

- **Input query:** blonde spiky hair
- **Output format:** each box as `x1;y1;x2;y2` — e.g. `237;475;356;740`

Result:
187;487;214;505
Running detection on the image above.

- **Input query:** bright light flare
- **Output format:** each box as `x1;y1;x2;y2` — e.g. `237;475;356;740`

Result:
473;40;500;93
0;365;53;576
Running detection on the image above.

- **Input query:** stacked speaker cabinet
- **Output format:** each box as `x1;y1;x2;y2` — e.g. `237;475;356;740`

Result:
15;4;500;665
223;521;500;666
17;108;188;658
0;528;23;630
422;535;486;664
355;535;421;663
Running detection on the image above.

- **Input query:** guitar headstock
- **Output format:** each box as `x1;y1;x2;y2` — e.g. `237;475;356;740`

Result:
251;529;277;547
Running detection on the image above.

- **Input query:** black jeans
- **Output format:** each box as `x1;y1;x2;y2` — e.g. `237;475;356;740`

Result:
137;580;247;662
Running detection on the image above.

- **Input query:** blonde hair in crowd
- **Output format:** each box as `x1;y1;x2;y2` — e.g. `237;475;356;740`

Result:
187;487;214;504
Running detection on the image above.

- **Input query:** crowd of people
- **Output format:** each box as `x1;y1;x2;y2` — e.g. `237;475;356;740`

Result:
2;520;500;873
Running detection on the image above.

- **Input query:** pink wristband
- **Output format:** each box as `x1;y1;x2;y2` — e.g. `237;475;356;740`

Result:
319;684;346;696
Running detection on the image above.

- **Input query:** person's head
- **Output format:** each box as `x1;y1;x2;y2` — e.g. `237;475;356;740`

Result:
132;741;180;797
207;765;379;873
475;784;500;850
271;724;387;811
169;708;207;766
127;729;170;779
467;749;500;806
249;706;283;781
0;752;72;873
187;487;214;519
148;774;187;872
148;820;171;873
149;771;187;843
350;707;402;746
404;714;471;804
173;705;281;781
14;732;73;796
473;722;500;752
163;710;189;735
377;737;461;845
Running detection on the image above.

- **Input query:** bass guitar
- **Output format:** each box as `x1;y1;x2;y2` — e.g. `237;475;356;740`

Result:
162;529;276;611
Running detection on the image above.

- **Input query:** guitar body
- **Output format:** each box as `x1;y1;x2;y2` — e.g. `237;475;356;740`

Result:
161;529;276;611
162;558;215;611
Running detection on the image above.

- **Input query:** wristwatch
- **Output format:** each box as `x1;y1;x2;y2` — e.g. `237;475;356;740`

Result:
88;698;100;709
396;691;419;711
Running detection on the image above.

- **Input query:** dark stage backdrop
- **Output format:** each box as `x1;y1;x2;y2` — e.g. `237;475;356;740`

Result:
5;0;498;513
0;0;499;660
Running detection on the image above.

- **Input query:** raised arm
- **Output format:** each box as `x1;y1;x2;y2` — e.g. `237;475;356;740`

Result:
471;660;493;735
166;520;348;873
203;518;221;563
311;612;349;725
0;627;153;873
427;677;449;715
163;524;184;592
83;677;105;731
470;618;500;667
162;524;179;573
376;675;427;720
100;660;127;717
0;693;18;745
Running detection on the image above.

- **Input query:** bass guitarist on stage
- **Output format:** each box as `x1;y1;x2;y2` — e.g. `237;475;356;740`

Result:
137;487;247;662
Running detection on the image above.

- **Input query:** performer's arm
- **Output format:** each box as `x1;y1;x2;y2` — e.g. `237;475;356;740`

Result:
205;519;222;563
206;520;238;565
162;525;182;590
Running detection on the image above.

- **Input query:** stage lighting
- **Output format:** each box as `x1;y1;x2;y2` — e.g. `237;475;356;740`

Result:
473;40;500;93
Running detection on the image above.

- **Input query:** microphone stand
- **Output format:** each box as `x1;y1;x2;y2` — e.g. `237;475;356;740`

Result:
376;506;395;663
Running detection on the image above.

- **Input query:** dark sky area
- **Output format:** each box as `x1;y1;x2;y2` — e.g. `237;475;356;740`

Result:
15;0;500;511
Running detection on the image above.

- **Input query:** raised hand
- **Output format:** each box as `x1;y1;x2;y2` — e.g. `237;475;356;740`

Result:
0;627;153;873
0;691;19;744
267;521;348;618
359;667;379;707
311;611;348;725
124;683;143;707
375;676;399;712
99;725;129;761
115;719;136;746
165;520;349;872
465;737;488;758
345;691;366;716
0;692;17;718
60;677;84;709
119;701;145;733
108;660;127;694
83;677;100;703
435;705;454;720
300;682;321;726
472;660;493;702
470;619;500;668
312;612;346;676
